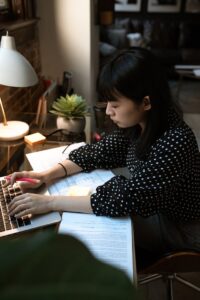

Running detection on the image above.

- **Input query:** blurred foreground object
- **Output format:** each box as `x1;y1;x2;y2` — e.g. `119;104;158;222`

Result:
0;232;139;300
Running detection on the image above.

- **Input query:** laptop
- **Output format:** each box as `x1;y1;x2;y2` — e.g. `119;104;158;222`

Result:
0;178;61;238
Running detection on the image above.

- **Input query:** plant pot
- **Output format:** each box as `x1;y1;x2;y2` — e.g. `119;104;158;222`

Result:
56;116;86;134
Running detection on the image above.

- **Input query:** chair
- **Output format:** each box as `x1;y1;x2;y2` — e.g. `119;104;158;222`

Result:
138;250;200;300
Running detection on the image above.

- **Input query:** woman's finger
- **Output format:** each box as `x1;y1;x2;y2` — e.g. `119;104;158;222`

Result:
6;171;42;186
9;193;53;217
9;200;31;216
9;194;30;211
9;203;29;216
13;208;33;219
9;172;26;185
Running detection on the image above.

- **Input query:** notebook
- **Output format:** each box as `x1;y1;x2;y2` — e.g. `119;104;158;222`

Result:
0;178;61;238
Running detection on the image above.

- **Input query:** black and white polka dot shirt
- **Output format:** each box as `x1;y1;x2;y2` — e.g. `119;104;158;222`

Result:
69;110;200;222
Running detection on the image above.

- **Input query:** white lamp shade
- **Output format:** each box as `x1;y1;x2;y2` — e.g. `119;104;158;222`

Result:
0;47;38;87
0;34;39;141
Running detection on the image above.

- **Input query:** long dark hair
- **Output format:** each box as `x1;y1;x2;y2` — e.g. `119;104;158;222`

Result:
97;48;176;160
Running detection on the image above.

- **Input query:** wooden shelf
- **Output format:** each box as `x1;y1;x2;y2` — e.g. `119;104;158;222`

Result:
0;18;38;32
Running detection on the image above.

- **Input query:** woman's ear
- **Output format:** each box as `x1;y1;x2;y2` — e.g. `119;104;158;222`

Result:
143;96;151;111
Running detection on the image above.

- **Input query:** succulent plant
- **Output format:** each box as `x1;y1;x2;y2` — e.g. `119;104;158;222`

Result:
50;94;88;119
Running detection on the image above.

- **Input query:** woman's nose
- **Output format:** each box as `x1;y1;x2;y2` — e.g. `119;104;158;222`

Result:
106;103;113;116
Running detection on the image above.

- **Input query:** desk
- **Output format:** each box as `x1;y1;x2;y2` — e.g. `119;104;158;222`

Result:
0;135;137;284
26;148;137;283
0;113;91;176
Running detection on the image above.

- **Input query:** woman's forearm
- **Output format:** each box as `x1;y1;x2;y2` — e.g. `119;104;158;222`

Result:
51;195;93;214
42;160;83;183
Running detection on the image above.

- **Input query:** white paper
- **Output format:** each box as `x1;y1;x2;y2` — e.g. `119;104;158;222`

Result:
59;213;134;281
26;142;86;171
48;169;115;195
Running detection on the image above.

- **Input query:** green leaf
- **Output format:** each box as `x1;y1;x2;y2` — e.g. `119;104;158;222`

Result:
50;94;88;118
0;232;139;300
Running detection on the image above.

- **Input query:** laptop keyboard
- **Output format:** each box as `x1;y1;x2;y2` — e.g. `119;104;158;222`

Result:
0;179;31;232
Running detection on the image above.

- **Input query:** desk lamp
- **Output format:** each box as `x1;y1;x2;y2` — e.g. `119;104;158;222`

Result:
0;32;38;141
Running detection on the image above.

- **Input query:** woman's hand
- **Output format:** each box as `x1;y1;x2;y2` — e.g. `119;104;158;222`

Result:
5;171;46;191
9;193;54;218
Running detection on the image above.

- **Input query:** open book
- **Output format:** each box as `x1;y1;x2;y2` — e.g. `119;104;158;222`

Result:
26;145;137;282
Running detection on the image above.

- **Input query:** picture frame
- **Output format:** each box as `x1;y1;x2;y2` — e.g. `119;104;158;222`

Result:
185;0;200;13
115;0;142;12
0;0;9;10
0;0;11;21
147;0;181;13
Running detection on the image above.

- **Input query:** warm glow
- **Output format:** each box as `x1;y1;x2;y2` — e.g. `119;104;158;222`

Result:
0;97;7;126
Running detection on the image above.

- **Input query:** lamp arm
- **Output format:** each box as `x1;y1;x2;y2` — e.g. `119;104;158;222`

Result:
0;97;8;126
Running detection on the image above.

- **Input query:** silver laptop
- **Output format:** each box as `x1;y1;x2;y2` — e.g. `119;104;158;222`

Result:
0;179;61;237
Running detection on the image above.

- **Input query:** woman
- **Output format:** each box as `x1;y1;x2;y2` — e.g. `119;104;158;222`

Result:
8;49;200;254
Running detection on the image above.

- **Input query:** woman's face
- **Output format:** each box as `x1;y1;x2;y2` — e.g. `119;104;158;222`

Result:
106;95;150;129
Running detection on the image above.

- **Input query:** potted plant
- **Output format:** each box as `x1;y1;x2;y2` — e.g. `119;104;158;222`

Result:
50;94;88;133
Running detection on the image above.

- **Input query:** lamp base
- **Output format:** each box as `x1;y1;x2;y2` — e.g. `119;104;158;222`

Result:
0;121;29;141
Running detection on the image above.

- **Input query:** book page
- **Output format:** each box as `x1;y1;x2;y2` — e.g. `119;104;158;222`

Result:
59;213;134;281
48;167;135;282
48;168;115;195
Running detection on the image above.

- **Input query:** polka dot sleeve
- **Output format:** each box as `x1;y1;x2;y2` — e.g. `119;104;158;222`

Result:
69;130;130;171
91;128;199;221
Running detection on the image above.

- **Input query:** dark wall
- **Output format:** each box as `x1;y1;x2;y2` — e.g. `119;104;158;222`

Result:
99;1;200;76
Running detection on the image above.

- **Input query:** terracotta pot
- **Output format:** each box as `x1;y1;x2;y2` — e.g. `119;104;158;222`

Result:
56;116;86;133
